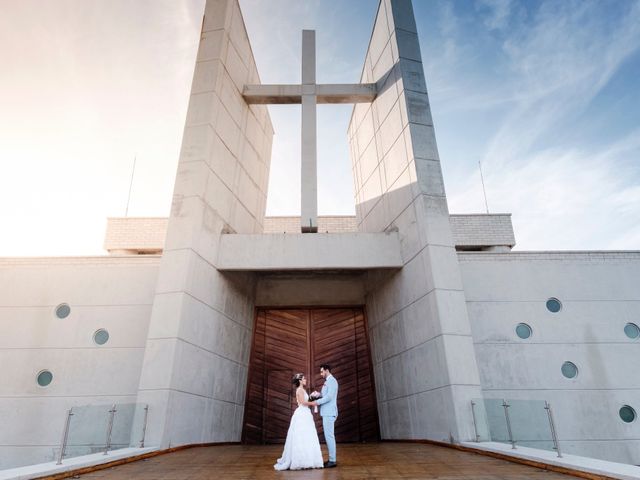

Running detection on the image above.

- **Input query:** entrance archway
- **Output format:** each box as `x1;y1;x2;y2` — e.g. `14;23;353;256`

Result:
242;307;379;444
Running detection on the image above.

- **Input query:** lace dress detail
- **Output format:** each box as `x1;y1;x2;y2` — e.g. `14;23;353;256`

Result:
273;391;324;470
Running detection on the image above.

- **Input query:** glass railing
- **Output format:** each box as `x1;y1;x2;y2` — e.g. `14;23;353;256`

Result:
471;398;562;457
56;402;149;464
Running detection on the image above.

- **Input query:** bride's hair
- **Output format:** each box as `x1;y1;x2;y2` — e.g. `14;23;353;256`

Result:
291;373;304;387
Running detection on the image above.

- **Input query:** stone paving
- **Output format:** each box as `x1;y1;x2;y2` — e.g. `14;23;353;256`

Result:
77;442;577;480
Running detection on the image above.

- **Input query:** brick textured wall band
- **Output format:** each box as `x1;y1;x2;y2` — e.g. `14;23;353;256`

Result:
104;214;515;253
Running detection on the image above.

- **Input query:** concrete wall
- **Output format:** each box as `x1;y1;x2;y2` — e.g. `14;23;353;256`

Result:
135;0;273;449
459;251;640;465
0;257;159;469
104;217;168;254
255;273;366;307
264;216;358;234
101;214;516;250
450;214;515;250
348;0;483;443
217;232;403;270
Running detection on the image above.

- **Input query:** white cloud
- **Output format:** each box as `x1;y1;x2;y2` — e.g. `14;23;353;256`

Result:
484;0;640;168
449;128;640;250
443;0;640;249
0;0;203;255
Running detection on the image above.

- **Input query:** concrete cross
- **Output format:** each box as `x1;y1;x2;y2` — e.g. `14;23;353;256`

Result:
243;30;377;233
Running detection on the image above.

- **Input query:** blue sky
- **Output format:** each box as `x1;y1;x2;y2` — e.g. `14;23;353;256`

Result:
0;0;638;255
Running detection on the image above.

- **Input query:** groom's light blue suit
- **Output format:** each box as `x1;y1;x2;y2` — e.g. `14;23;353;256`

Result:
315;374;338;462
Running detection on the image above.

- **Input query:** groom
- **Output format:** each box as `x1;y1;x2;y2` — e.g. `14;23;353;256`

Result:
309;364;338;468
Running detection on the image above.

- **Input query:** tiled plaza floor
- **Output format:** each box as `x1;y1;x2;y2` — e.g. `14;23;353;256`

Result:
77;442;577;480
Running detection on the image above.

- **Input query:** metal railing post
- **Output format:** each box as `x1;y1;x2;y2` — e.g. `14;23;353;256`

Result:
470;400;480;442
545;401;562;458
139;404;149;448
502;399;516;449
103;404;117;455
56;408;74;465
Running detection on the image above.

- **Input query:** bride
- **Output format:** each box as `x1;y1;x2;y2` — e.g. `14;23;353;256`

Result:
273;373;324;470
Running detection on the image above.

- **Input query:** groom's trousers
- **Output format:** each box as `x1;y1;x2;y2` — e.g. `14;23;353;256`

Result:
322;415;337;462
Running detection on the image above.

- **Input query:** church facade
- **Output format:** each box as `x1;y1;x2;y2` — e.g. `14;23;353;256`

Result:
1;0;639;470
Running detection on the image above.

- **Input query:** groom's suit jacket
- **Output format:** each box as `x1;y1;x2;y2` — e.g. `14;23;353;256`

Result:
316;374;338;417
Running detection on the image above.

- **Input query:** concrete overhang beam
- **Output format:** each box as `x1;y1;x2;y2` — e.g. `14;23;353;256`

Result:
217;232;402;271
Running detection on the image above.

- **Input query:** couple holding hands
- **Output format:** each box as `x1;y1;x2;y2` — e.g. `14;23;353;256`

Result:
274;364;339;471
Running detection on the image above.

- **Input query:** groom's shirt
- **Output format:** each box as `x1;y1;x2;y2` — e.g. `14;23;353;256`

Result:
316;374;338;417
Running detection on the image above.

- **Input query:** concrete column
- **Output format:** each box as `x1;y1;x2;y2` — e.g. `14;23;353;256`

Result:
301;30;318;233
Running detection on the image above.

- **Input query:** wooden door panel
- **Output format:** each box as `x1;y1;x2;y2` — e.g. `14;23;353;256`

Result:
242;311;266;444
265;369;295;443
263;310;308;443
311;309;360;443
354;311;378;441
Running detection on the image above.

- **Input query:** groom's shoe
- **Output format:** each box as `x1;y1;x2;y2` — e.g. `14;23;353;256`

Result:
324;461;337;468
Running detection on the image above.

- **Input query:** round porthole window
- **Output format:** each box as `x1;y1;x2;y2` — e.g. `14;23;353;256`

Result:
561;361;578;379
515;323;532;339
37;370;53;387
55;303;71;319
546;298;562;313
619;405;636;423
624;323;640;340
93;329;110;346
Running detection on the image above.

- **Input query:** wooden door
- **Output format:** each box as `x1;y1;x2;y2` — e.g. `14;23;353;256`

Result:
264;369;295;443
243;309;308;444
242;307;379;444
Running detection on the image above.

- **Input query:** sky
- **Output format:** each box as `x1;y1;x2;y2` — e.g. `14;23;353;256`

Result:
0;0;638;256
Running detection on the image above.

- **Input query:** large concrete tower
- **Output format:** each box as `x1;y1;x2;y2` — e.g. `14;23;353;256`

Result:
348;0;484;442
135;0;273;447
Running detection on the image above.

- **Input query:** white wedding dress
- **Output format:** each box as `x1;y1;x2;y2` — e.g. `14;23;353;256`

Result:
273;391;324;470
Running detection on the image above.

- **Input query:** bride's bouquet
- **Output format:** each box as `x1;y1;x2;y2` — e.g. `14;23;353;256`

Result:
309;391;321;413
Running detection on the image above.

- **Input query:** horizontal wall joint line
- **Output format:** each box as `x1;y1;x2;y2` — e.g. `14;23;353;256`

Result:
135;387;243;405
372;332;475;364
379;383;482;403
150;290;252;333
147;336;248;367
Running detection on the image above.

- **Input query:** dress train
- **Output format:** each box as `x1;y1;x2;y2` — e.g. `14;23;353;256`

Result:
274;392;324;470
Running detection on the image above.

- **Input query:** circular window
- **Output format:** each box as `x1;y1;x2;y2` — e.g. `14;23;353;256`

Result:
55;303;71;319
515;323;532;339
624;323;640;340
546;298;562;313
37;370;53;387
619;405;636;423
561;361;578;379
93;329;110;346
